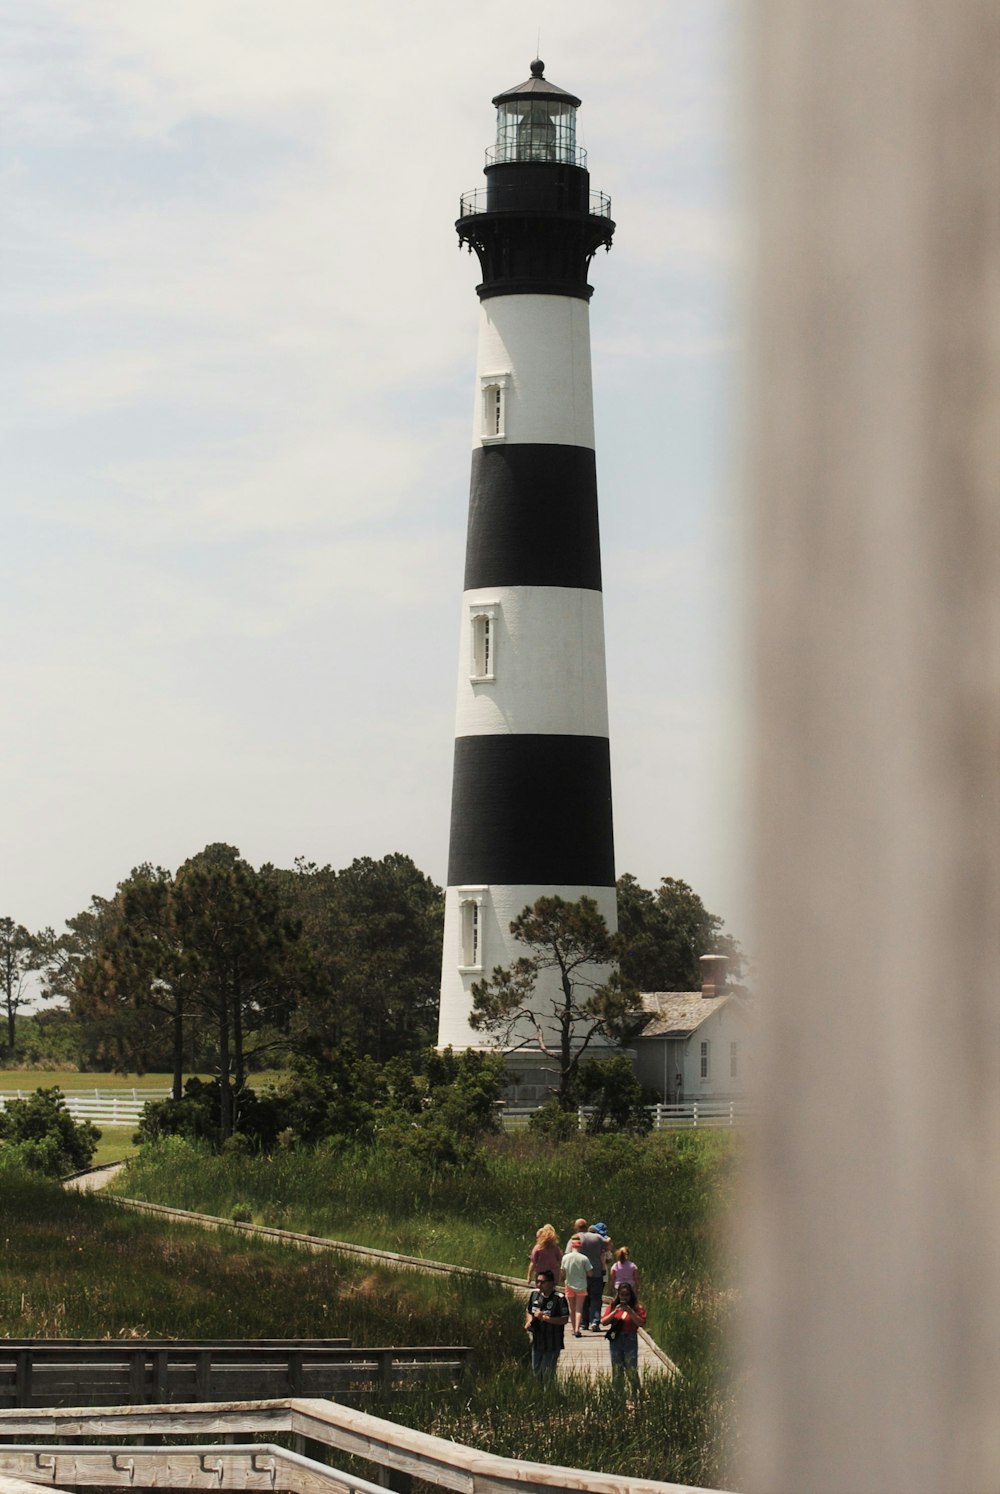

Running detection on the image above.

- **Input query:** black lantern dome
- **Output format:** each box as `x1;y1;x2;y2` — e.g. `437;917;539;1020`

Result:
457;60;614;302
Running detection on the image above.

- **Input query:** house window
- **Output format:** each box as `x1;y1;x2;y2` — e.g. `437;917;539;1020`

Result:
470;603;498;682
730;1041;739;1079
480;374;510;442
700;1041;710;1080
458;887;487;972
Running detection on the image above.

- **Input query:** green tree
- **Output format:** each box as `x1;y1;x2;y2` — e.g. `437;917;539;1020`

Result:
279;854;443;1063
615;874;745;992
0;919;45;1052
171;844;301;1138
67;867;196;1095
576;1054;655;1135
0;1087;99;1175
470;895;643;1107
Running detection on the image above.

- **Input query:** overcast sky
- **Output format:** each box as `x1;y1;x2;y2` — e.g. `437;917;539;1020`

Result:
2;0;746;946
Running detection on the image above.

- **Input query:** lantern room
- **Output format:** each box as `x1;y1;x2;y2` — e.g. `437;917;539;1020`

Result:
490;59;584;166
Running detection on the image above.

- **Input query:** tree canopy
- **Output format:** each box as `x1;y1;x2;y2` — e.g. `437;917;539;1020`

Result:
0;919;46;1051
615;874;745;992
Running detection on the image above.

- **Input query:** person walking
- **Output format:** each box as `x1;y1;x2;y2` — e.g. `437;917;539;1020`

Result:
560;1234;592;1337
600;1281;647;1389
573;1218;610;1331
609;1245;640;1296
527;1223;562;1283
524;1269;569;1382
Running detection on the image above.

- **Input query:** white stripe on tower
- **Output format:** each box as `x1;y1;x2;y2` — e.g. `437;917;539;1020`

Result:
438;60;616;1052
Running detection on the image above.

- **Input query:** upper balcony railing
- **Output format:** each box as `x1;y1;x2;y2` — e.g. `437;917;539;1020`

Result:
459;187;612;219
485;143;588;168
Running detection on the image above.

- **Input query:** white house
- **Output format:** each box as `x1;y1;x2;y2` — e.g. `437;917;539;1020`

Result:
631;955;752;1103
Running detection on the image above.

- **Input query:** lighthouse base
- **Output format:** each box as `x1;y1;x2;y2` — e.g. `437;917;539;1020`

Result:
499;1043;628;1104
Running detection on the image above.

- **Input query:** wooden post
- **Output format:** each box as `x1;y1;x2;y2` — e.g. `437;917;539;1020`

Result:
12;1356;28;1410
195;1351;211;1402
743;4;1000;1490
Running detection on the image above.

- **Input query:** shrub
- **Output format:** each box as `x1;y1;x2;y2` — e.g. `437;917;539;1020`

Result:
527;1097;579;1142
0;1086;99;1175
137;1078;284;1152
576;1055;655;1135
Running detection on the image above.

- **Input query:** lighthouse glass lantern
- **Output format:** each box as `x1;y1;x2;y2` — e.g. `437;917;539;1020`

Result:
491;60;580;164
437;61;617;1085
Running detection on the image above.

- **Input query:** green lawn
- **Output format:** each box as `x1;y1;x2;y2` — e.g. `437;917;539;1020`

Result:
0;1071;285;1092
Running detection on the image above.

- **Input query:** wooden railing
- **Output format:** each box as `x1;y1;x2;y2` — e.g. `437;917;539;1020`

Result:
0;1342;473;1408
0;1397;737;1494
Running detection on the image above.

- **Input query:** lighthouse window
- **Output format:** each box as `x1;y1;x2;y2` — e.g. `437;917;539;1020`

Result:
480;373;509;443
458;889;487;972
469;602;498;683
495;99;578;165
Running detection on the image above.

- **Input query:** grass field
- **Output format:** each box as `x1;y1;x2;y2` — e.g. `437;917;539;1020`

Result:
89;1135;141;1167
0;1071;285;1092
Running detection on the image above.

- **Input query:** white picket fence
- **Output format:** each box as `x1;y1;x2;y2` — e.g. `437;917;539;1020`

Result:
500;1100;748;1132
0;1088;166;1127
0;1088;748;1132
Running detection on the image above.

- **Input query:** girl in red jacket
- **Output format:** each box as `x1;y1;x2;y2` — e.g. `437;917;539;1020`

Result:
600;1281;647;1387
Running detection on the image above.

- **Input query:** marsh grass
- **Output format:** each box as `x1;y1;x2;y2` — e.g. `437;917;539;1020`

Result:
0;1175;519;1370
9;1130;741;1486
369;1368;734;1488
113;1131;738;1363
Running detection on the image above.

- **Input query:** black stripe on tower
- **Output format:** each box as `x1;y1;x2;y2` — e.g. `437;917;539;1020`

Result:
447;734;615;888
465;445;602;592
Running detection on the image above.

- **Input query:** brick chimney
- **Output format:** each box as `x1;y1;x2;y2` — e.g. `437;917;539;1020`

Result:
700;953;728;998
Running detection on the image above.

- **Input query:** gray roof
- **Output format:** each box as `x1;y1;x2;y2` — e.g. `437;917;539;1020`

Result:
635;991;737;1039
493;60;582;109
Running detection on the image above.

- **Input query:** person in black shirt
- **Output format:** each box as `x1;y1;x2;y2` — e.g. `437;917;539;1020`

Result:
524;1269;569;1381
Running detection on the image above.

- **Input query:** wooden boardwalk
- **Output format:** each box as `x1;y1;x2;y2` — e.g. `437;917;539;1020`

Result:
557;1325;672;1382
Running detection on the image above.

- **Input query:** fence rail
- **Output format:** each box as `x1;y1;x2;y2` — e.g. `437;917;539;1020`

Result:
0;1396;736;1494
500;1100;748;1132
0;1342;473;1409
0;1089;163;1128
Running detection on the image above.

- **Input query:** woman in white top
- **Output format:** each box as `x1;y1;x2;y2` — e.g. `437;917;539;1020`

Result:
560;1234;593;1338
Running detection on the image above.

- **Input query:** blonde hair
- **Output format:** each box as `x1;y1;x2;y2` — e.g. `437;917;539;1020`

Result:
616;1246;631;1262
535;1223;559;1248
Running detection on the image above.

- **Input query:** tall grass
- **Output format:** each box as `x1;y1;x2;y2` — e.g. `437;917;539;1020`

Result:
113;1131;739;1366
5;1157;740;1487
0;1175;519;1369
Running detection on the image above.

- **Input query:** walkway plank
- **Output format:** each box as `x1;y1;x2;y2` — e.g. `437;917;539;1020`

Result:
558;1326;673;1382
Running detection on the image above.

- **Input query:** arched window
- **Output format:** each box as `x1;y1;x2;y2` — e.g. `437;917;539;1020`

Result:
480;372;510;442
470;603;498;682
458;888;487;971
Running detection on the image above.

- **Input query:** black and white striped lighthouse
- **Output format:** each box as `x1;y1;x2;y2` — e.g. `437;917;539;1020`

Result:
437;60;616;1053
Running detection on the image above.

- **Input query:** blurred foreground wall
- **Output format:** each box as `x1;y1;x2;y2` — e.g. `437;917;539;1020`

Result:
743;4;1000;1491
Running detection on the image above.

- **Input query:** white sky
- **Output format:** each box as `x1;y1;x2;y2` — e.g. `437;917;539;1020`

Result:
1;0;747;944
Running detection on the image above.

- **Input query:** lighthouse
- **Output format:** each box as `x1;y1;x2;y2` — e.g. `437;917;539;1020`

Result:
437;60;617;1059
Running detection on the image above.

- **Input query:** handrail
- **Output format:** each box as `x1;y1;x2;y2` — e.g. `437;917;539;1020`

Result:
459;187;611;220
0;1344;473;1408
0;1397;738;1494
